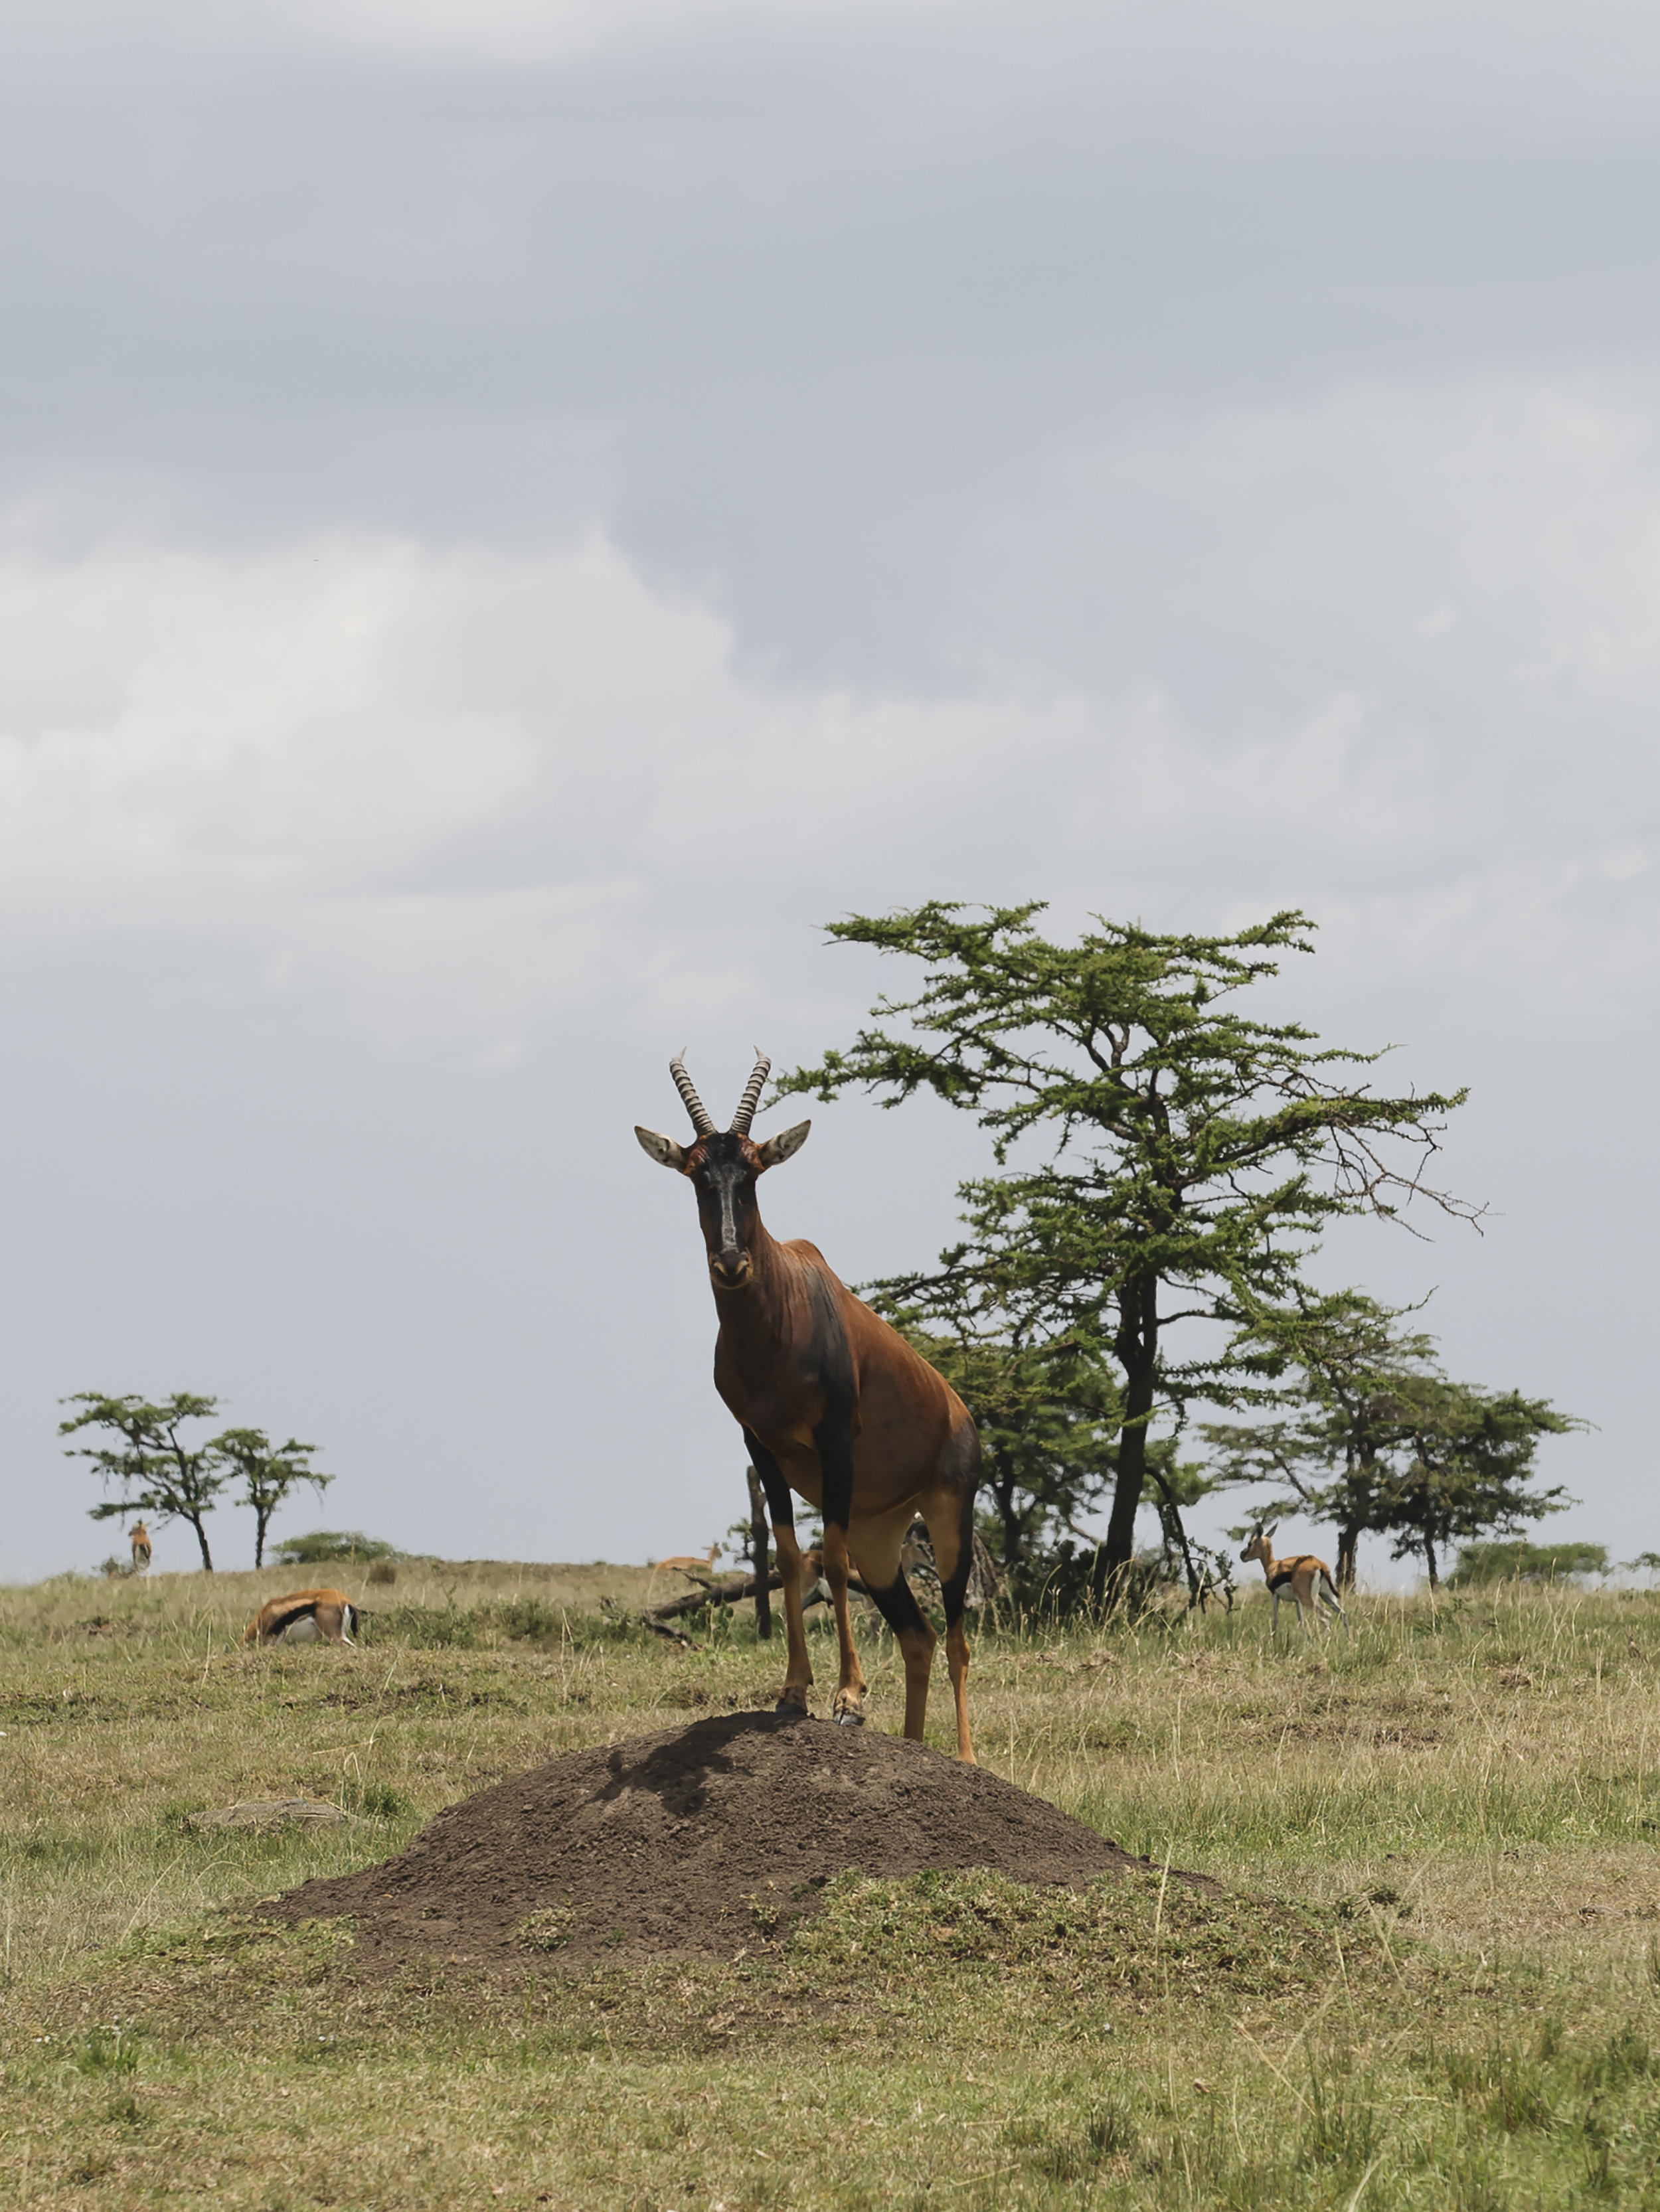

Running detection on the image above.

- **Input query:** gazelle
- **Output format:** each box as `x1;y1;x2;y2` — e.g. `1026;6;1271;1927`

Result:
1240;1524;1349;1637
244;1589;359;1647
653;1544;721;1579
637;1050;983;1760
129;1521;152;1573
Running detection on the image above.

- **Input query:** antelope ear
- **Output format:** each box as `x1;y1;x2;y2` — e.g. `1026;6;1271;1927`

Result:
1264;1522;1278;1541
635;1126;689;1172
756;1119;811;1169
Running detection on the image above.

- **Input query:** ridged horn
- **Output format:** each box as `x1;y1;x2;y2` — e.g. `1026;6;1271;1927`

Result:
669;1050;716;1136
730;1049;771;1135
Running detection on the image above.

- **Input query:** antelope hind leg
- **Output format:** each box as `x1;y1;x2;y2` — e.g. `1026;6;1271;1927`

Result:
859;1513;936;1741
922;1478;979;1763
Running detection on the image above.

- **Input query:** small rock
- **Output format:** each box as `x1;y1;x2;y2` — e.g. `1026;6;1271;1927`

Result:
186;1799;348;1831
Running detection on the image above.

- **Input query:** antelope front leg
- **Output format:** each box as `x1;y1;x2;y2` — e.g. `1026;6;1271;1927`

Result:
815;1415;867;1727
770;1523;815;1716
746;1431;813;1718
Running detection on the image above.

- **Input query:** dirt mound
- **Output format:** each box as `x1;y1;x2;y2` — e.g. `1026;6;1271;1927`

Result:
271;1710;1183;1969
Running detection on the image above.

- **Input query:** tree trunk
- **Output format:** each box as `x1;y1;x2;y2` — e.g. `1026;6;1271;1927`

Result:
1094;1271;1158;1608
1149;1468;1204;1609
744;1466;772;1640
988;1449;1023;1569
254;1512;269;1570
188;1514;214;1572
1423;1530;1440;1591
1336;1522;1361;1591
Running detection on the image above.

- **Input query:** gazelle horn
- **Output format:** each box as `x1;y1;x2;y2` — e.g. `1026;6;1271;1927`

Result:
730;1050;771;1135
669;1051;716;1136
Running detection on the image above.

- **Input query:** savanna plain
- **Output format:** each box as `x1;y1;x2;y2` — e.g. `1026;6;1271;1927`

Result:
7;1563;1660;2209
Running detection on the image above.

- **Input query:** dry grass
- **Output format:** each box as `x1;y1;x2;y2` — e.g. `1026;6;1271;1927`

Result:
7;1565;1660;2206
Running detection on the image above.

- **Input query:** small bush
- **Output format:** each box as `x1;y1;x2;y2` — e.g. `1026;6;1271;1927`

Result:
272;1530;400;1566
341;1779;412;1820
1450;1541;1610;1587
371;1604;477;1649
517;1902;578;1951
491;1595;568;1644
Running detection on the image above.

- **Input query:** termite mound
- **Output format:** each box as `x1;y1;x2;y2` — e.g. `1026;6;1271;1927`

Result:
268;1710;1203;1971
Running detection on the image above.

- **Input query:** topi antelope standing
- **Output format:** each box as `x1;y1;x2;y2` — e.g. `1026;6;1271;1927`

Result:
637;1050;983;1760
1240;1524;1349;1638
129;1521;152;1573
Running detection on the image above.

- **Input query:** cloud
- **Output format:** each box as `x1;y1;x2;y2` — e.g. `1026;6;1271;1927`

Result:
4;375;1660;1067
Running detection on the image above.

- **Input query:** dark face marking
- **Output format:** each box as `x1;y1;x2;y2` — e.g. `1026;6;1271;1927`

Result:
690;1131;762;1289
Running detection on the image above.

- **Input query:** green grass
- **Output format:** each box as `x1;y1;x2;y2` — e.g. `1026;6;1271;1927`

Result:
7;1565;1660;2205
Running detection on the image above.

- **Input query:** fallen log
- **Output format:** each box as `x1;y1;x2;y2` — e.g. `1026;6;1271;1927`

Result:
600;1595;701;1648
640;1567;875;1623
642;1568;788;1622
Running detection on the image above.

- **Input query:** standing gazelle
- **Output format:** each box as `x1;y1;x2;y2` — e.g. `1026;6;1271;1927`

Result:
637;1050;983;1761
1240;1524;1349;1638
129;1521;152;1573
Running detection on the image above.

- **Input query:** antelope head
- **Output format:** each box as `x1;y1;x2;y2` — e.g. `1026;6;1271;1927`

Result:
635;1050;811;1291
1240;1523;1277;1569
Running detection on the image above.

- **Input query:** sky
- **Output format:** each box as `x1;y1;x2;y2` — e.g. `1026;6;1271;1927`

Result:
2;0;1657;1584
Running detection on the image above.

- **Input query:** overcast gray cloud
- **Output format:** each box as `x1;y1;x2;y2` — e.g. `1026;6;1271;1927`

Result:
1;0;1656;1579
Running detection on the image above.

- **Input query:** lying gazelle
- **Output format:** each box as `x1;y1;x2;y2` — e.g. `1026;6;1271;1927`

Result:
244;1588;359;1647
1240;1524;1349;1638
129;1520;152;1573
637;1050;983;1759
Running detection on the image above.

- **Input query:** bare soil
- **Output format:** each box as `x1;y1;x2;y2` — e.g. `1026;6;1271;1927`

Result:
270;1709;1181;1969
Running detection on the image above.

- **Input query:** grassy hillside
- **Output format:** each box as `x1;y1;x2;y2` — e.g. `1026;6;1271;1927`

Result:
5;1565;1660;2207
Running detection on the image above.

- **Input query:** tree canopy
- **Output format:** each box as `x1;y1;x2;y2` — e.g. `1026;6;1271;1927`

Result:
212;1430;333;1568
61;1392;228;1571
1207;1303;1581;1590
780;901;1477;1600
62;1392;341;1569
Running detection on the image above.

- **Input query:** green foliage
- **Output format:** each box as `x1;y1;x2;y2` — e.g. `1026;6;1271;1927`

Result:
211;1431;332;1568
882;1301;1120;1568
60;1392;228;1573
780;901;1473;1601
1450;1540;1610;1587
1375;1379;1578;1588
369;1601;478;1648
1208;1293;1583;1588
340;1778;413;1820
489;1595;569;1644
271;1530;396;1565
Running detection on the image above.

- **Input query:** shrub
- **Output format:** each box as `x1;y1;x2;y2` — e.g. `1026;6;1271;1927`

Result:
272;1530;400;1565
1449;1540;1609;1587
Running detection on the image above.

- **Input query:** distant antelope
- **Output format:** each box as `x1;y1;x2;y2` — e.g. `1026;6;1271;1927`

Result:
1240;1524;1349;1637
244;1589;358;1647
129;1521;152;1573
637;1050;982;1759
653;1543;720;1580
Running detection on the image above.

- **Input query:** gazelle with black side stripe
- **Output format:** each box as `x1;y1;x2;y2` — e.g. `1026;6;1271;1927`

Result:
1240;1523;1349;1638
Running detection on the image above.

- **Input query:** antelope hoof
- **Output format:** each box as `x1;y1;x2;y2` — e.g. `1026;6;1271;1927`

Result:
832;1692;865;1727
774;1689;810;1721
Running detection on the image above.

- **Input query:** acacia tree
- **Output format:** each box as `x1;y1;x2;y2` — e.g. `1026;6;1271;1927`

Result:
62;1391;226;1571
1203;1291;1439;1589
1378;1379;1578;1590
1206;1296;1581;1589
880;1301;1121;1571
779;902;1476;1604
210;1428;333;1568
